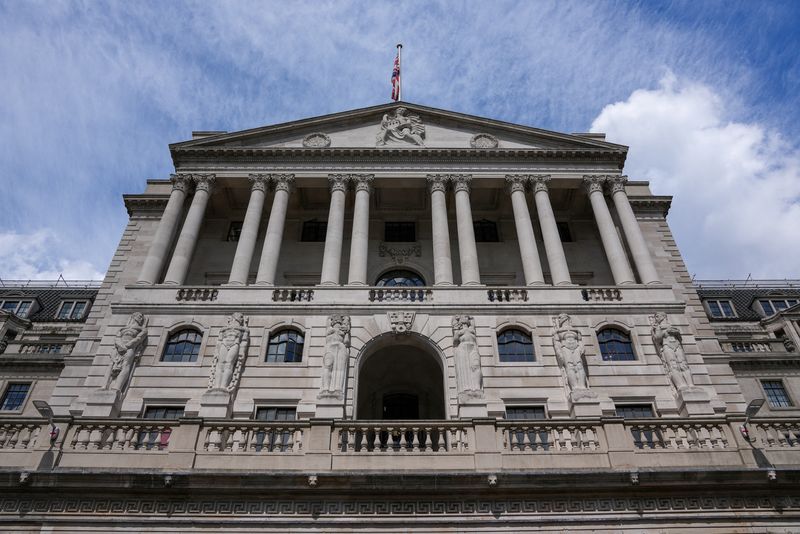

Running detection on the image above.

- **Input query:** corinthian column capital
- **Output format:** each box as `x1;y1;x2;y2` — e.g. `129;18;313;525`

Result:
248;173;270;193
607;175;629;194
582;174;611;195
426;174;449;193
450;174;472;194
530;174;552;193
328;174;349;193
270;173;295;193
192;173;216;194
349;173;375;193
504;174;529;194
170;173;192;193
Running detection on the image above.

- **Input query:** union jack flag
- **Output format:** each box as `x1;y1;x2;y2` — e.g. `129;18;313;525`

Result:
391;52;401;101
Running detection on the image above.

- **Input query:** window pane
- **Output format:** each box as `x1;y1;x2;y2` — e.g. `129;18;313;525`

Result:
1;383;31;411
161;329;202;362
266;330;304;363
760;300;775;316
255;407;297;421
70;301;86;319
16;302;32;316
498;329;535;362
707;301;722;317
774;300;788;311
227;221;243;242
473;220;499;242
144;406;185;419
762;380;793;408
57;302;74;319
615;404;654;418
384;222;415;242
506;406;546;420
598;328;636;361
720;301;734;316
1;301;19;312
376;269;425;287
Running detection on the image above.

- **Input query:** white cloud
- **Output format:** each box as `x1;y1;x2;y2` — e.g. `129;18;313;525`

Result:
592;76;800;279
0;230;105;281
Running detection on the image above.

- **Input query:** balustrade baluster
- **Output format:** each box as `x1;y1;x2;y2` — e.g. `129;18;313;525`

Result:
412;427;420;452
17;427;31;449
7;429;20;449
208;429;221;452
88;427;102;450
437;427;446;452
424;427;432;452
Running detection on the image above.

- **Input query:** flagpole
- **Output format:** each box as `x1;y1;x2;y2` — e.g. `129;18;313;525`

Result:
396;43;402;101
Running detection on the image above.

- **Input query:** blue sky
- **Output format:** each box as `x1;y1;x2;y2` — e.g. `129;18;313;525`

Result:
1;0;799;280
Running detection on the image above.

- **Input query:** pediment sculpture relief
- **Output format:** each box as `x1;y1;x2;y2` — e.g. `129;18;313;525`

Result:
208;313;250;392
376;107;426;147
452;315;484;400
302;132;331;148
319;315;351;399
105;312;148;392
552;313;596;401
470;133;499;148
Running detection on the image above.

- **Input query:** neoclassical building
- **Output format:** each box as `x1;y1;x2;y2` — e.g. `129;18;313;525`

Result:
0;103;798;532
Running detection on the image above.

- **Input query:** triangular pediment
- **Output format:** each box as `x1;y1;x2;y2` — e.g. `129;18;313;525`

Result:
171;102;626;153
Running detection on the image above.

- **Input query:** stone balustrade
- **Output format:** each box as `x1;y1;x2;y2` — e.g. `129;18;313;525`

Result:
487;288;529;302
724;340;784;353
581;287;622;301
203;422;306;453
66;421;175;451
337;421;467;453
175;287;218;301
272;288;314;302
751;422;800;449
368;287;432;302
627;421;729;450
0;421;41;450
501;422;600;452
16;342;74;355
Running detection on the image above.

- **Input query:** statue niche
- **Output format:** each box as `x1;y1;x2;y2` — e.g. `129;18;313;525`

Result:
319;315;351;399
105;312;148;392
452;315;484;400
650;312;694;392
552;313;596;400
375;107;426;147
208;313;250;392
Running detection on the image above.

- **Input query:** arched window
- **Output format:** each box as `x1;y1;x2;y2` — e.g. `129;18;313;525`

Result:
161;329;202;362
376;269;425;287
266;329;304;363
498;329;535;362
598;328;636;361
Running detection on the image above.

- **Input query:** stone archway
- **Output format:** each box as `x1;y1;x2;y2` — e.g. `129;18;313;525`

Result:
355;333;447;420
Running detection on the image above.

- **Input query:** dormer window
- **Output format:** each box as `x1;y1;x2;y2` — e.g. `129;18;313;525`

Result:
56;300;88;320
758;299;799;317
0;300;33;318
704;299;736;318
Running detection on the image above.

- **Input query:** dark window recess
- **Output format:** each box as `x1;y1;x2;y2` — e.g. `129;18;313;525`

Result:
162;329;203;362
376;269;425;287
615;404;654;418
598;328;636;361
266;330;305;363
138;406;183;450
384;222;416;242
505;406;546;420
556;222;573;242
226;221;243;242
0;383;30;411
143;406;185;419
473;220;499;242
301;220;328;242
254;407;297;452
498;329;535;362
762;380;793;408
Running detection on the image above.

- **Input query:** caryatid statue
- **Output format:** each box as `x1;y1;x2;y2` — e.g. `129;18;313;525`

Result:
208;313;250;392
552;313;595;399
105;312;148;392
650;312;693;391
452;315;484;399
318;315;351;399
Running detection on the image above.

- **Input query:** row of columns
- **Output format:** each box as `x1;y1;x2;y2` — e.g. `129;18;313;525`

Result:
137;172;659;287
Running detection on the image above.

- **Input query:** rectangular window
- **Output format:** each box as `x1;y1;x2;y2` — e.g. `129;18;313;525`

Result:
705;299;735;318
762;380;793;408
556;222;573;242
255;407;297;421
384;222;415;242
254;407;297;452
473;220;499;242
143;406;185;419
301;220;327;242
226;221;243;242
139;406;183;450
505;406;546;420
615;404;655;418
1;300;33;317
56;301;89;320
1;383;31;411
759;299;799;317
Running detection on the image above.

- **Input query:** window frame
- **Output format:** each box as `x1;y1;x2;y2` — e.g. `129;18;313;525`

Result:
264;328;305;364
614;403;657;419
384;221;416;242
226;221;243;242
300;220;328;242
496;328;536;363
55;300;89;320
504;405;547;420
375;269;426;288
0;300;34;318
703;299;737;319
597;327;637;362
0;382;32;412
473;219;500;242
760;379;795;409
155;325;207;366
758;298;800;317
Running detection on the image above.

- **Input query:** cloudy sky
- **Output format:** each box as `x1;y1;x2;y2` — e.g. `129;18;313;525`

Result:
1;0;798;281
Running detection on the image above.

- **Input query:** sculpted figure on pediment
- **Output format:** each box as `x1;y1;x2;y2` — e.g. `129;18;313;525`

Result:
650;312;693;391
452;315;484;399
376;107;426;147
106;313;148;392
208;313;250;392
319;315;351;399
552;313;595;400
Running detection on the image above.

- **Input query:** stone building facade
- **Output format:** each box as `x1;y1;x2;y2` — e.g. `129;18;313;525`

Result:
0;103;798;532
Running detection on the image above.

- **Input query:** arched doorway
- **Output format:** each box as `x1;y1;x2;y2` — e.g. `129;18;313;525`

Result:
355;334;447;420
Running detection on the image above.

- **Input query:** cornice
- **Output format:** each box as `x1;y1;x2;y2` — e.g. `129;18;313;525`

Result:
729;356;800;371
123;195;169;218
629;196;672;218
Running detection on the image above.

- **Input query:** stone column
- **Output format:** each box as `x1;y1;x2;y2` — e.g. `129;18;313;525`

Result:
427;175;454;286
137;174;191;284
163;174;215;285
319;174;349;286
583;175;635;285
347;174;374;285
531;175;572;285
254;174;295;286
452;174;481;285
227;174;269;285
505;175;545;285
608;176;661;284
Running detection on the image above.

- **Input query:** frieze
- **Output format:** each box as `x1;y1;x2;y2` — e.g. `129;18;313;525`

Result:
378;242;422;264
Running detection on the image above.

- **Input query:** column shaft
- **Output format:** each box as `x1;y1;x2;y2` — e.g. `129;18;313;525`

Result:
453;175;481;285
427;175;454;285
137;174;189;284
228;175;268;285
347;175;373;285
255;175;294;285
163;174;215;285
319;175;348;285
506;176;545;285
609;178;660;284
584;176;635;285
532;176;572;285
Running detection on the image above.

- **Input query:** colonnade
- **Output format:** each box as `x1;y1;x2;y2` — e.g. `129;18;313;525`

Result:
136;173;660;287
